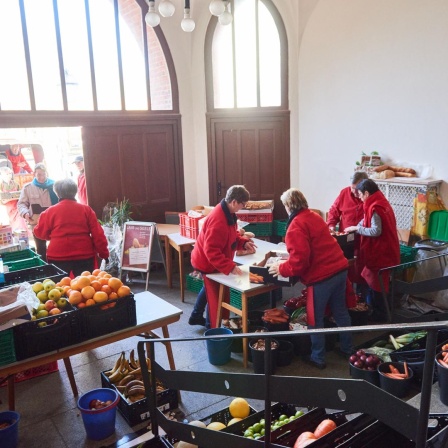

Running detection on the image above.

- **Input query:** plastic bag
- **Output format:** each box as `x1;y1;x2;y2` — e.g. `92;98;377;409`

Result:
102;223;123;277
14;282;39;313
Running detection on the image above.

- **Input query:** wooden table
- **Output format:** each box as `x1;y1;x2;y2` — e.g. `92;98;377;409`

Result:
0;291;182;410
157;223;180;287
208;265;282;368
166;232;196;302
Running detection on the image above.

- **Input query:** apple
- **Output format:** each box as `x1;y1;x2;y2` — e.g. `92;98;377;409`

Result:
56;286;65;294
37;303;46;311
44;281;56;292
56;298;68;309
48;288;61;301
37;290;48;303
44;300;56;312
32;282;45;294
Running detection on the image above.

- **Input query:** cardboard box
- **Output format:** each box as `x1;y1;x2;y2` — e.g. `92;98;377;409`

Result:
250;251;298;286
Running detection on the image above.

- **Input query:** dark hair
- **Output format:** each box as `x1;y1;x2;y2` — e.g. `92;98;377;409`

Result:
225;185;250;203
356;179;379;195
54;178;78;199
350;171;368;185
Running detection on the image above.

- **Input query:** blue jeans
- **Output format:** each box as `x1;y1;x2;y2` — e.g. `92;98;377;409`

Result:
190;286;210;328
308;270;353;364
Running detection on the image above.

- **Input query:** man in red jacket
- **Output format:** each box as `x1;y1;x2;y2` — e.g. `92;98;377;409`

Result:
6;145;33;174
72;155;87;204
190;185;256;328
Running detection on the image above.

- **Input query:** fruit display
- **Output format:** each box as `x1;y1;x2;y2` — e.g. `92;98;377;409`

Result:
30;278;70;320
349;350;382;371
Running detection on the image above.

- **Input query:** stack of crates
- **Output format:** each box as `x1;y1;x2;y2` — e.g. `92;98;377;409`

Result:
236;201;274;238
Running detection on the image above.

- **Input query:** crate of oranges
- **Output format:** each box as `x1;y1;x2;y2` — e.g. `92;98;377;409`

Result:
54;269;136;341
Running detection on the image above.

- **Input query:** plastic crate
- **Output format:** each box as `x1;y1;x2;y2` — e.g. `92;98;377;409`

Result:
186;275;203;294
2;248;38;262
100;370;178;427
13;309;82;360
2;264;66;288
0;361;59;386
180;226;198;240
236;212;273;223
0;328;16;367
179;212;202;239
4;256;46;272
229;289;270;311
76;294;136;340
242;222;273;237
399;244;418;267
273;219;287;237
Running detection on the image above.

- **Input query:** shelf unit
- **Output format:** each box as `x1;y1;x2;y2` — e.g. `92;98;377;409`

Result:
375;178;442;232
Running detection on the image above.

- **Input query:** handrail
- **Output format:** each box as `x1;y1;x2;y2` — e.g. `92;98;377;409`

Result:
137;320;447;448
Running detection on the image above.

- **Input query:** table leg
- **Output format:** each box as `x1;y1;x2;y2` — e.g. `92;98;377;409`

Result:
242;293;249;369
165;237;173;289
161;326;176;371
179;247;185;302
7;375;15;410
216;284;225;329
63;357;78;397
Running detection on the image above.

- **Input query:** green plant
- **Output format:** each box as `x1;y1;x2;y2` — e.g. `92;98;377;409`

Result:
100;198;133;228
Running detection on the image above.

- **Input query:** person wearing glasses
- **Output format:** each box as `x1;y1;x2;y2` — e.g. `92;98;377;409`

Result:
190;185;257;329
344;179;400;322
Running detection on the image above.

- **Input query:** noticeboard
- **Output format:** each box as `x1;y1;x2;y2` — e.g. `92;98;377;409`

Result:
120;222;152;272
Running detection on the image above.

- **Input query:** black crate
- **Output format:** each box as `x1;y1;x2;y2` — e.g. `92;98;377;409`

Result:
201;404;257;427
3;264;66;288
101;371;178;427
13;308;82;360
77;294;136;340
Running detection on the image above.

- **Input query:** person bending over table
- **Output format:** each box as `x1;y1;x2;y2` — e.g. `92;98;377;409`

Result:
190;185;256;329
33;178;109;277
268;188;353;370
344;179;400;322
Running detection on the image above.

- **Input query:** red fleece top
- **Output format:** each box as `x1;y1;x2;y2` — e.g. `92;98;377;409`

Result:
191;200;248;275
327;186;364;231
33;199;109;261
77;171;87;205
358;190;400;290
6;150;32;174
279;209;348;285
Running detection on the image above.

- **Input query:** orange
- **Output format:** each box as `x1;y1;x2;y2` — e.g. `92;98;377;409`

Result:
81;285;95;300
103;273;112;279
97;271;107;278
92;269;101;276
85;298;96;306
101;285;112;295
229;398;250;419
68;290;83;305
76;276;91;289
109;292;118;300
77;302;86;308
70;280;79;291
60;277;72;286
62;286;71;296
87;275;97;282
81;271;91;276
117;285;131;298
108;277;123;292
93;291;108;303
49;308;61;315
91;281;102;291
98;278;109;286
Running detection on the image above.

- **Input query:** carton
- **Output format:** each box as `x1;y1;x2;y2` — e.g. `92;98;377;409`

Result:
249;251;298;286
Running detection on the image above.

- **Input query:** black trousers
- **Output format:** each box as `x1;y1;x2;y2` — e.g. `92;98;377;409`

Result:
47;258;95;278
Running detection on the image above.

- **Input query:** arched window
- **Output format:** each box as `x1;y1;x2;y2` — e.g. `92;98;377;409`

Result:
206;0;287;110
0;0;176;112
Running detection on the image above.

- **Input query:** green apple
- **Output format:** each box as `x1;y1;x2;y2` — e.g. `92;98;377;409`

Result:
36;310;49;319
44;281;56;292
37;290;48;302
56;286;65;294
56;298;68;309
48;288;61;301
37;303;46;311
32;282;45;294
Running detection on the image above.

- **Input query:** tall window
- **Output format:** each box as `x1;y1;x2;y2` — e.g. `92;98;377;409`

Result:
207;0;287;110
0;0;174;112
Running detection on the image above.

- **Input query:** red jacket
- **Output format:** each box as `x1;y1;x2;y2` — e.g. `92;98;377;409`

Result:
77;171;87;205
327;186;364;231
279;209;348;285
6;150;32;174
191;200;247;275
358;190;400;291
33;199;109;261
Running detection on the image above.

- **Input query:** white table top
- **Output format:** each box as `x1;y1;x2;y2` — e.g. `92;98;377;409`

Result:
167;232;196;246
135;291;183;326
234;238;284;265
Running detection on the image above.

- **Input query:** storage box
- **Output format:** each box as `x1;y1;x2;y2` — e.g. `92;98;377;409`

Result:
236;211;273;223
179;212;204;240
333;232;355;259
77;294;136;340
0;328;16;367
13;308;82;360
100;370;178;427
2;264;66;289
273;219;287;237
186;275;203;294
0;361;59;385
250;251;298;286
229;289;270;311
242;222;273;237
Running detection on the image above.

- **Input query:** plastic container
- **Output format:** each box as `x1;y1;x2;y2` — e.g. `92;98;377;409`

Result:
249;338;279;374
77;388;119;440
0;411;20;448
350;363;380;387
377;362;414;398
204;328;233;365
222;318;244;353
277;340;294;367
436;353;448;405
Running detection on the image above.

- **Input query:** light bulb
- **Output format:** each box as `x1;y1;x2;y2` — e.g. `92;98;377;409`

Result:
181;9;195;32
218;10;233;26
145;1;160;27
209;0;225;16
159;0;175;18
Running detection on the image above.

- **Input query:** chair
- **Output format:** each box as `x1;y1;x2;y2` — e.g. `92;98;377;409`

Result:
164;211;180;225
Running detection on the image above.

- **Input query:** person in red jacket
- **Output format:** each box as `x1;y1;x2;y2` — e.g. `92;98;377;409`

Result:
72;155;87;205
190;185;257;328
33;178;109;277
345;179;400;322
268;188;353;370
5;145;33;174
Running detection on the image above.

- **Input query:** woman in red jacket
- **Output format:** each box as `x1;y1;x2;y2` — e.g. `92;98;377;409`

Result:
268;188;353;370
345;179;400;322
33;178;109;277
190;185;256;328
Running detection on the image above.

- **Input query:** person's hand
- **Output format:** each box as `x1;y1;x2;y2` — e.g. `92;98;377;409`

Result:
231;265;243;275
344;226;359;233
268;263;280;277
329;226;335;231
243;240;257;253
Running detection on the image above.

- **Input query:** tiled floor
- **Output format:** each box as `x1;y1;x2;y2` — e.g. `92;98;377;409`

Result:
0;267;389;448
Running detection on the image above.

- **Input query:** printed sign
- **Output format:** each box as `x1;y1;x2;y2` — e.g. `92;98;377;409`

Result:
121;222;154;272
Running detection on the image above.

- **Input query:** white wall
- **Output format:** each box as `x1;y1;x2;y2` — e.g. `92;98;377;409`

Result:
298;0;448;212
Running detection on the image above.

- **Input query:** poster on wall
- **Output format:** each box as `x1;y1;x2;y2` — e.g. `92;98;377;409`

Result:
121;222;154;272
